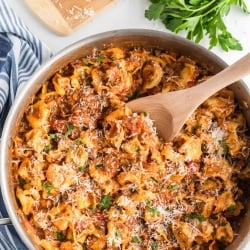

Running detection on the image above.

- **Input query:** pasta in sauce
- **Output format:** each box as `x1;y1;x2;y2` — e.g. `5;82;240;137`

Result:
12;47;250;250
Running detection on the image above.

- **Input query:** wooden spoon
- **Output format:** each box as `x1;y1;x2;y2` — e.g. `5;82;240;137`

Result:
127;52;250;141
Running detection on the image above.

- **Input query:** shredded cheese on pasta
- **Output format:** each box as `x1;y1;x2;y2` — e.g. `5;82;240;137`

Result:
11;47;250;250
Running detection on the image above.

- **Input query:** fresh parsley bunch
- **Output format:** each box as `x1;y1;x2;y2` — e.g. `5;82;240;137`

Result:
145;0;249;51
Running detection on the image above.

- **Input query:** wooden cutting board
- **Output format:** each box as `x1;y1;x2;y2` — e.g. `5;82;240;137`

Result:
24;0;117;35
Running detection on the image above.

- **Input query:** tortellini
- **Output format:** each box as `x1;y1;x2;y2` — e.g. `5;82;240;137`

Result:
12;46;250;250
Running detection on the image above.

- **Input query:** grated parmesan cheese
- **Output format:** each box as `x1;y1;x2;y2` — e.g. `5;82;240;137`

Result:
12;46;250;250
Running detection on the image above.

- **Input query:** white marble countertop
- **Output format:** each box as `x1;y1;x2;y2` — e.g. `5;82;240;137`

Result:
4;0;250;249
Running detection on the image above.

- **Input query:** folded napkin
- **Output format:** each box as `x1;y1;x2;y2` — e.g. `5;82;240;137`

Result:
0;0;51;249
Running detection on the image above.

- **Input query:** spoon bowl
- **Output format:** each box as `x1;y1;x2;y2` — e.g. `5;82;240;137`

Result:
127;52;250;141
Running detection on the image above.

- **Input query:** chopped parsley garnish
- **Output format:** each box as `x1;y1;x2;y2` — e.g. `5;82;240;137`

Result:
131;236;141;243
43;144;52;152
151;242;158;250
219;139;233;164
149;206;160;217
99;195;111;209
76;139;83;145
187;212;205;222
227;204;236;212
83;59;89;66
42;182;54;194
115;229;122;238
96;55;105;62
49;133;57;140
18;176;26;187
219;139;229;155
55;231;64;241
168;184;179;190
79;166;86;172
65;123;74;137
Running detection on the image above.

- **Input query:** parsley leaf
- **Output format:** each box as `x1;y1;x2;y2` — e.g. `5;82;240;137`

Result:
145;2;165;20
76;139;83;145
219;139;229;155
18;176;26;187
151;242;158;250
79;166;86;172
99;195;111;209
149;206;160;217
43;144;52;152
96;55;105;62
42;182;54;194
55;231;64;241
227;204;236;212
145;0;249;51
168;184;179;190
187;212;206;222
115;229;122;238
131;236;141;243
49;133;57;140
65;123;74;137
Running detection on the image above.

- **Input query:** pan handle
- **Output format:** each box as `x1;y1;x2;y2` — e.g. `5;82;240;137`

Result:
0;139;12;226
0;218;11;225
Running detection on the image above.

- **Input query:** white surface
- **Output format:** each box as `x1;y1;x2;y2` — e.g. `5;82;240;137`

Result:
3;0;250;249
5;0;250;89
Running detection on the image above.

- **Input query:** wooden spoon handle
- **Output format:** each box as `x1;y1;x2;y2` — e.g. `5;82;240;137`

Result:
191;52;250;101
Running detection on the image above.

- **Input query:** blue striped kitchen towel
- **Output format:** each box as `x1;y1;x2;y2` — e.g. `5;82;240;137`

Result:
0;0;52;249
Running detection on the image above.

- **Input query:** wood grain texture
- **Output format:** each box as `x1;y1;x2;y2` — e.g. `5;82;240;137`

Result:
24;0;117;35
